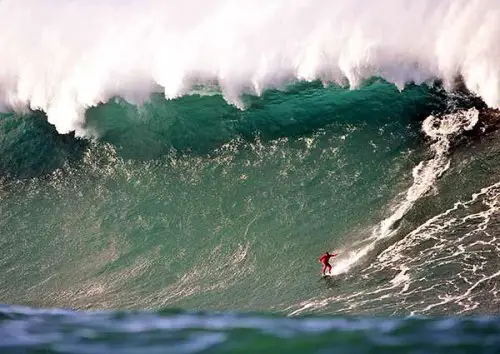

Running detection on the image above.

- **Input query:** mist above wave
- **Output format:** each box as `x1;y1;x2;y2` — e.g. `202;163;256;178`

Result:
0;0;499;135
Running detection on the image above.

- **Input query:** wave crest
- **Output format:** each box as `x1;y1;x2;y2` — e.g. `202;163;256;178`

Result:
1;0;499;134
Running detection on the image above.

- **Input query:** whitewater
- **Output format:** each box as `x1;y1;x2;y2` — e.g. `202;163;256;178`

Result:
0;0;499;135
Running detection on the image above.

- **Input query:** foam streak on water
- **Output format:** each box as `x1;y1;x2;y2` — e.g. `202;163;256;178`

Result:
330;108;479;275
290;178;500;316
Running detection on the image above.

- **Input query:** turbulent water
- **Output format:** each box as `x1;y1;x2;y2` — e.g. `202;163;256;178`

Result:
1;0;500;352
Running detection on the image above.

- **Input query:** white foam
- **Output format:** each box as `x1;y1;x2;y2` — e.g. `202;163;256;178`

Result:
331;108;479;275
0;0;498;135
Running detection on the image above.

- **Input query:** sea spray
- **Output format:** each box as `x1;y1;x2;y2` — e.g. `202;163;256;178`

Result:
0;0;498;134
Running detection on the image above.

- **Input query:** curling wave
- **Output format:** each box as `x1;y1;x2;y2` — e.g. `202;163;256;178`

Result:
0;0;499;134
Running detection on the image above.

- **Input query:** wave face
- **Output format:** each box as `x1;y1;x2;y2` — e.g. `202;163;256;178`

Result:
1;81;443;312
2;76;500;317
0;0;499;134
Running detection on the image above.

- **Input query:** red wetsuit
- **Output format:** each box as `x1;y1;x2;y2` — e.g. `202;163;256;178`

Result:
319;253;337;275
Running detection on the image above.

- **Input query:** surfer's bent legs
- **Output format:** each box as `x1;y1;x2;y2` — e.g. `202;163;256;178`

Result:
322;263;332;275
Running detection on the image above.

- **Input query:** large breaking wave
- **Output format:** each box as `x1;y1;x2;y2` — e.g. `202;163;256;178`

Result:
0;0;499;134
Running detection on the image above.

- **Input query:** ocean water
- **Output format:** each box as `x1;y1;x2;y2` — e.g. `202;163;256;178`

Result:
1;0;500;353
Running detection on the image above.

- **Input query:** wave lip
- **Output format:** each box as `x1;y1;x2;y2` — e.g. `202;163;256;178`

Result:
0;0;499;134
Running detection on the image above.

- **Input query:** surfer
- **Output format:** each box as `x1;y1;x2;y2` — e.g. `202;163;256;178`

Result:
319;251;337;276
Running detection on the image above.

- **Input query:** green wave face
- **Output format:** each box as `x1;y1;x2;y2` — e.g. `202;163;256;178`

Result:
2;80;497;316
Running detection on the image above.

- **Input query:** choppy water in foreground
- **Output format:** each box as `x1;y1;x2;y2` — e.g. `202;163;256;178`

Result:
1;305;499;354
